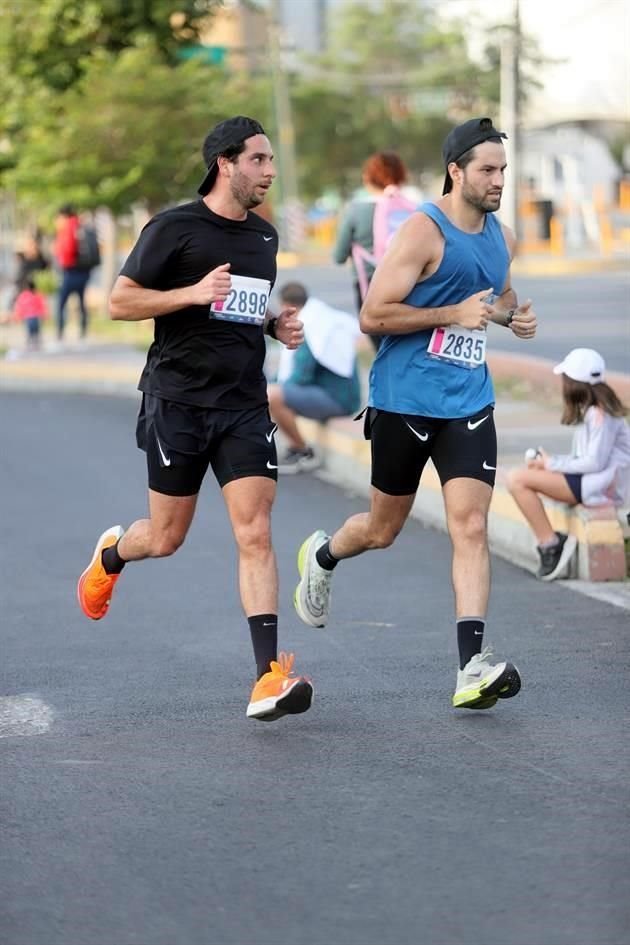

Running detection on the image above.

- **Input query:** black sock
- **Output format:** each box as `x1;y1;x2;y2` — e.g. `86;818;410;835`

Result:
248;614;278;680
101;540;126;575
457;618;485;670
316;539;339;571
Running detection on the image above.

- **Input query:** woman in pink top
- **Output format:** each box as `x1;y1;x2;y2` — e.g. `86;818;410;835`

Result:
507;348;630;581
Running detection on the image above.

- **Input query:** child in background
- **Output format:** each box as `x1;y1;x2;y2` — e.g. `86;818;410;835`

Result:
12;278;48;351
507;348;630;581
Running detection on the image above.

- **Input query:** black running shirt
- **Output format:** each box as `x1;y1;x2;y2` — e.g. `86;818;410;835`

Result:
121;200;278;408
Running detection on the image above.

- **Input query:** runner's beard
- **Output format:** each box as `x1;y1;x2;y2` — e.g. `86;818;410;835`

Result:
462;182;502;214
231;174;265;209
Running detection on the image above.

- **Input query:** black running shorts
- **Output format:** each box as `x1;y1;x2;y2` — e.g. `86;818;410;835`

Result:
366;407;497;496
136;394;278;496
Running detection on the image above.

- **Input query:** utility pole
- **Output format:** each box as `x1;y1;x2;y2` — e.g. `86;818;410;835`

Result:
500;0;520;236
268;0;301;251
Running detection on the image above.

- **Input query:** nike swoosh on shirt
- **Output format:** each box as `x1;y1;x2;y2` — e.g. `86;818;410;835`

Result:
482;461;496;471
263;236;273;242
155;435;171;467
267;461;278;470
468;415;489;431
266;424;278;443
404;421;429;442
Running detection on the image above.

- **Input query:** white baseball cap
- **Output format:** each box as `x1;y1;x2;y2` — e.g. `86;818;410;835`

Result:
553;348;606;384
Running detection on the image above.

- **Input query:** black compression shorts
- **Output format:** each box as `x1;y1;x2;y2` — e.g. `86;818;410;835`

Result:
365;407;497;496
136;394;278;496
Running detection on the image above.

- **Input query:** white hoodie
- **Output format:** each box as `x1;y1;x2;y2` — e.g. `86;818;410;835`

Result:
277;297;360;383
546;406;630;506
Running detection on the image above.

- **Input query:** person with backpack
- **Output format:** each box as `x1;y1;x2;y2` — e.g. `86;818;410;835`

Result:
53;205;100;344
333;151;416;351
295;117;538;713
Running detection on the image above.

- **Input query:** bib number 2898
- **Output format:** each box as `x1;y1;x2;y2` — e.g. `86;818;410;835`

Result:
209;275;270;326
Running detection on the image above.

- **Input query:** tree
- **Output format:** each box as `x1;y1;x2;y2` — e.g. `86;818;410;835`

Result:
287;0;474;197
0;0;224;95
5;42;269;216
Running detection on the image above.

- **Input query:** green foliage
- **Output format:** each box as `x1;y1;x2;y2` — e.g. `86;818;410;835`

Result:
0;0;222;96
0;0;553;217
32;268;59;296
289;0;477;197
5;42;270;216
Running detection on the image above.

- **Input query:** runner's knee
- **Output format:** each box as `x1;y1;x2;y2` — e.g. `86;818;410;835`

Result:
366;521;401;549
449;508;488;545
232;516;272;556
150;527;187;558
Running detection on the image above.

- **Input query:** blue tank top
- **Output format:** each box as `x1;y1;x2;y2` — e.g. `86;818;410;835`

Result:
368;202;510;418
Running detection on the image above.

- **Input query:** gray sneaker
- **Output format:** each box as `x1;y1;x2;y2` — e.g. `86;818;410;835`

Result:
294;529;332;628
536;532;577;581
277;446;321;475
452;647;521;709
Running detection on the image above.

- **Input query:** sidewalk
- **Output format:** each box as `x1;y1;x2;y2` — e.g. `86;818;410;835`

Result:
2;333;628;609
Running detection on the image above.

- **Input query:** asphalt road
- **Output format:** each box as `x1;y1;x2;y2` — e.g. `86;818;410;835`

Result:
274;266;630;374
2;393;629;945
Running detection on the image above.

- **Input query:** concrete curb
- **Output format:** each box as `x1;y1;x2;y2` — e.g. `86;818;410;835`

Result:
488;351;630;403
2;348;627;596
297;416;628;586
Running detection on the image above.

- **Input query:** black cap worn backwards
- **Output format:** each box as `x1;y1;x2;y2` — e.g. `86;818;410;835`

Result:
442;117;507;195
198;116;266;196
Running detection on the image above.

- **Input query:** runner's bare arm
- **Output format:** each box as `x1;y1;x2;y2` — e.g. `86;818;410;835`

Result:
109;264;232;321
360;214;493;335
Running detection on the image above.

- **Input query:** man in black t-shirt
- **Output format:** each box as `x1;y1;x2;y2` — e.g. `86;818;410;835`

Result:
77;116;313;723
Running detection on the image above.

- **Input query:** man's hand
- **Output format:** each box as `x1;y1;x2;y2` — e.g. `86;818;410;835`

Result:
189;262;232;306
454;288;494;330
510;299;537;339
273;306;304;349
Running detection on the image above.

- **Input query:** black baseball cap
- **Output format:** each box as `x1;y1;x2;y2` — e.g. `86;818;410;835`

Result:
442;117;507;195
198;116;266;196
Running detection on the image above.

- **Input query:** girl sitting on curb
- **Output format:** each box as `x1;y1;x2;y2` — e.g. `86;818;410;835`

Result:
507;348;630;581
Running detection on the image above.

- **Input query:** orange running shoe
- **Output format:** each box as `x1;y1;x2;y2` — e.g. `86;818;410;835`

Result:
246;652;313;722
77;525;125;620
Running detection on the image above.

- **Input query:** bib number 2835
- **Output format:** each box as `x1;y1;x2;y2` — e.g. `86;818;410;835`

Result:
428;325;486;368
209;275;270;326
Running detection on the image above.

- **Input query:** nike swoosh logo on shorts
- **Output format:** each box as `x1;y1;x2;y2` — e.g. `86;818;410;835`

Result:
483;461;496;471
468;415;489;430
155;435;171;467
267;461;278;470
404;421;429;442
266;424;278;443
263;236;273;241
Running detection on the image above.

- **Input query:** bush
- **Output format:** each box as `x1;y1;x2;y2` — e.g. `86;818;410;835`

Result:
33;269;59;295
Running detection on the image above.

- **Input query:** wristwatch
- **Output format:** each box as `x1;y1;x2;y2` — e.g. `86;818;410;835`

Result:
265;317;278;339
505;309;516;327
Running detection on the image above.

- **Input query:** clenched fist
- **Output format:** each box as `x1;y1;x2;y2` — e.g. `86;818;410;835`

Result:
454;288;494;330
509;299;537;339
189;262;232;306
273;306;304;350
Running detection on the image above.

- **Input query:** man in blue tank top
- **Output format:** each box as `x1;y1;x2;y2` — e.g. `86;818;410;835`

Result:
294;117;538;711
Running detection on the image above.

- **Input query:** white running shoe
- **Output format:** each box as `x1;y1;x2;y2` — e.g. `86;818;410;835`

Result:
452;647;521;709
294;529;332;628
